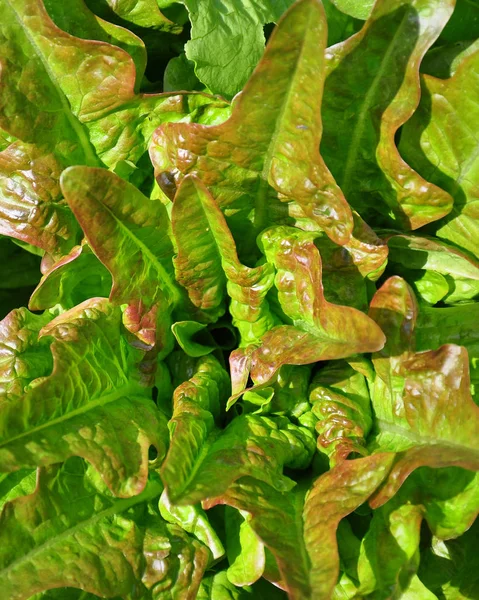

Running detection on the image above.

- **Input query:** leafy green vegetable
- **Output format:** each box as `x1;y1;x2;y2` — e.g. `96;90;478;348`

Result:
1;0;479;597
401;47;479;258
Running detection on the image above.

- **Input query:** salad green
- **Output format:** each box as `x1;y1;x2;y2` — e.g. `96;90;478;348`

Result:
0;0;479;598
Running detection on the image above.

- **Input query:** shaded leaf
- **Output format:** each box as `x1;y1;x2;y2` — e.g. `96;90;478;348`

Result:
322;0;455;229
401;49;479;258
368;277;479;507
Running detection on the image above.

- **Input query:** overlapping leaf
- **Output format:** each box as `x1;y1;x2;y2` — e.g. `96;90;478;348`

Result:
0;458;209;599
0;298;168;497
401;48;479;258
0;0;223;258
248;227;385;383
172;176;277;344
61;166;178;350
151;0;354;266
368;277;479;506
322;0;455;229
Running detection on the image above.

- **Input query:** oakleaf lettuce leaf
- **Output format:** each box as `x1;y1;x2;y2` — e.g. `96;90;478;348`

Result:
322;0;455;229
309;361;373;465
368;277;479;506
151;0;354;266
0;0;224;259
205;454;394;599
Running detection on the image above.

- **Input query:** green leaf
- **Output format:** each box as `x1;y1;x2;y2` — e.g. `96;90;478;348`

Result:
29;243;112;311
42;0;147;88
415;303;479;401
160;354;231;502
400;48;479;258
314;212;388;311
92;0;180;33
207;454;394;599
182;0;295;98
310;361;372;465
164;53;202;93
0;307;54;401
61;166;178;350
159;489;225;560
151;0;354;266
357;468;479;598
0;298;168;497
0;0;215;257
368;277;479;506
171;321;216;357
304;454;395;599
248;227;385;384
330;0;374;20
162;413;315;505
172;176;277;344
322;0;455;229
386;234;479;304
0;458;210;599
0;470;36;513
419;517;479;599
322;0;363;46
225;507;265;587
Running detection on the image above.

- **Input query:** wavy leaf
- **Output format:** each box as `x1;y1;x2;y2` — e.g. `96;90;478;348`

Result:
172;176;277;344
310;361;372;465
0;0;219;257
29;243;112;311
401;48;479;258
386;234;479;305
61;166;178;350
0;298;168;497
0;458;209;600
163;412;315;505
150;0;353;265
322;0;455;229
249;227;385;383
368;277;479;506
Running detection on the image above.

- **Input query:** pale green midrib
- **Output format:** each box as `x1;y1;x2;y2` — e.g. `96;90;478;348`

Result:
166;430;213;501
377;418;479;455
0;479;163;581
0;384;142;448
256;3;315;230
340;11;410;193
5;0;99;166
101;200;181;304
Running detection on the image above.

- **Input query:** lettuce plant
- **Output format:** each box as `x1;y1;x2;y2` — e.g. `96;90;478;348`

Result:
0;0;478;598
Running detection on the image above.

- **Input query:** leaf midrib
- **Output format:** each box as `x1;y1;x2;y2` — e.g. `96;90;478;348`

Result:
256;1;316;231
5;0;99;166
0;478;163;581
82;190;181;304
340;10;410;192
0;384;142;448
